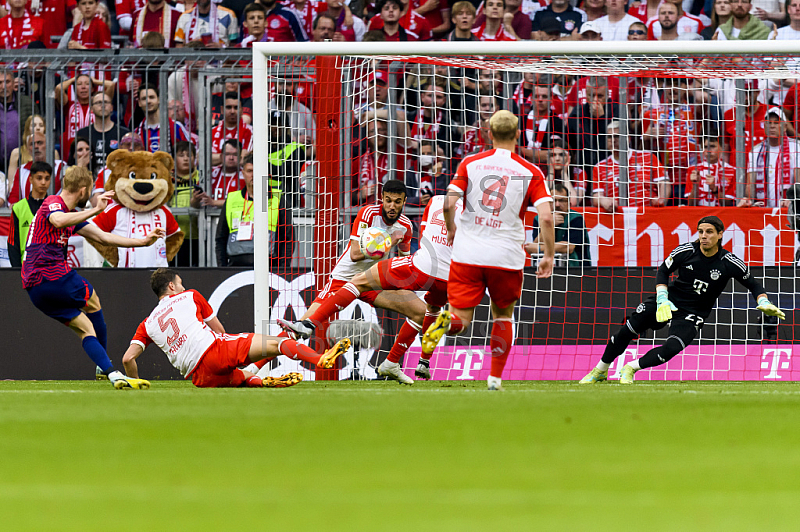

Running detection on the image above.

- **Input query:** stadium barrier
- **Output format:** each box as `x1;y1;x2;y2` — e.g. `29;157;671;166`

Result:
1;266;796;381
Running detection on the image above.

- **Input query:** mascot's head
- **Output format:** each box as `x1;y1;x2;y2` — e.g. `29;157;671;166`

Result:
105;150;175;213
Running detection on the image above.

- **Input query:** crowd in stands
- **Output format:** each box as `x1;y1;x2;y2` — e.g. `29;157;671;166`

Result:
1;0;800;269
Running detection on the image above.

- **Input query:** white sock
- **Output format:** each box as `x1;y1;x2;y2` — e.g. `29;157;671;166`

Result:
107;370;124;382
596;361;610;372
487;375;502;385
628;359;641;371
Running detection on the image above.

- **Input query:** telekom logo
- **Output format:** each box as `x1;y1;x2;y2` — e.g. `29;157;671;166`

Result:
453;349;484;380
762;349;791;379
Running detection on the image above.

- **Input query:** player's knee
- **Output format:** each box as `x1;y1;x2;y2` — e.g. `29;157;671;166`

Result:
662;335;685;360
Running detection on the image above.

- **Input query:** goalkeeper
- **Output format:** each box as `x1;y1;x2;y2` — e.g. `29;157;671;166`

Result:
581;216;785;385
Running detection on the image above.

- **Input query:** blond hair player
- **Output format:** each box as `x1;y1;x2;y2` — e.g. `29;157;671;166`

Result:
420;110;555;390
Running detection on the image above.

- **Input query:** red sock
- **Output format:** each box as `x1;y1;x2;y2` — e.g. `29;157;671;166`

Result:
253;330;288;369
448;312;465;335
308;282;360;326
279;338;322;366
245;376;263;387
489;319;514;379
387;319;422;363
419;311;439;361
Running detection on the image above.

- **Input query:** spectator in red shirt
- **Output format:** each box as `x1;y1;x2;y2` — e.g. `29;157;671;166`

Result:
471;0;517;40
115;0;147;39
132;0;182;47
373;0;418;40
69;0;111;49
723;80;766;169
27;0;77;48
326;0;366;41
686;136;737;207
474;0;530;40
412;0;450;38
368;0;433;40
211;92;253;165
0;0;44;49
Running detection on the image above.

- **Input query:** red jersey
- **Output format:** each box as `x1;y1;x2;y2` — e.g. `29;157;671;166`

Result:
0;11;44;49
646;13;704;39
210;166;244;201
723;104;766;168
132;4;182;47
471;21;516;41
367;10;432;40
286;0;327;36
210;120;254;154
592;150;666;208
115;0;146;36
21;195;87;289
70;14;111;48
449;148;550;270
263;4;309;42
30;0;76;48
684;160;737;206
409;0;448;31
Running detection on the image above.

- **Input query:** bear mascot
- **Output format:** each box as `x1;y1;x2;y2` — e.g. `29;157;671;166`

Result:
90;150;184;267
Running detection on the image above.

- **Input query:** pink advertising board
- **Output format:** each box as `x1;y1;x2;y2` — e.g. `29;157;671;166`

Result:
407;345;800;382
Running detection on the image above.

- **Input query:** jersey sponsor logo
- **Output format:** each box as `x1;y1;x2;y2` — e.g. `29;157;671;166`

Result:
453;348;484;380
762;348;791;379
710;269;721;280
692;279;709;294
49;203;61;211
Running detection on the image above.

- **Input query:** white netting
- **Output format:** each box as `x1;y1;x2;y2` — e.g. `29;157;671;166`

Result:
255;45;799;382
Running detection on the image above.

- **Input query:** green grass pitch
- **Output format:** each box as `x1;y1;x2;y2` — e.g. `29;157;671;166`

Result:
1;379;800;531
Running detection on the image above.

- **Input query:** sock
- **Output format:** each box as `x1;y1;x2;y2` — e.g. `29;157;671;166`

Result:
308;282;360;326
82;336;113;373
387;319;422;363
419;311;439;361
448;312;466;335
489;319;514;379
596;361;611;371
253;330;289;370
279;338;322;366
600;323;638;364
245;376;263;387
627;359;641;371
86;310;108;351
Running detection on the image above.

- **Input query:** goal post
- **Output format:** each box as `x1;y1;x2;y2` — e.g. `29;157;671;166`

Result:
252;41;799;381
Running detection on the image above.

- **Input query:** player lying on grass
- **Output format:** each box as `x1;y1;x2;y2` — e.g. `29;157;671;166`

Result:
274;179;427;383
22;166;162;390
419;110;556;391
121;268;351;388
581;215;786;385
279;193;459;384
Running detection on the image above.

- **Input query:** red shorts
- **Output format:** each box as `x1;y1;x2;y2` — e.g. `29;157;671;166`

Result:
447;261;523;310
376;256;448;307
190;333;254;388
316;278;380;305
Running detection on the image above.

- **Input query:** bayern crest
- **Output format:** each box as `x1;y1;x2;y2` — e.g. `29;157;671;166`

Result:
710;269;721;280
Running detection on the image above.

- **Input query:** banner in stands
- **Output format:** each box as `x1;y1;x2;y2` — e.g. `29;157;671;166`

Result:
524;206;799;267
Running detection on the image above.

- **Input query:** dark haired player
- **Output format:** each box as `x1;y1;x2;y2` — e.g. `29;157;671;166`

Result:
581;216;786;384
22;166;164;390
276;180;421;375
121;269;350;388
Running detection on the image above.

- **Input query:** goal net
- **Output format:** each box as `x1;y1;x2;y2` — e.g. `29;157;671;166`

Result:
252;41;799;383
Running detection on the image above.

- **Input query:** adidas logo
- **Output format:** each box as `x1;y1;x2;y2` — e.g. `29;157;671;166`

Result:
491;346;505;354
686;265;693;270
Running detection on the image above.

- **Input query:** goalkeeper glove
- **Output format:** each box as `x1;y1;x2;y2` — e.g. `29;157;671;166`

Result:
757;297;786;320
656;286;677;323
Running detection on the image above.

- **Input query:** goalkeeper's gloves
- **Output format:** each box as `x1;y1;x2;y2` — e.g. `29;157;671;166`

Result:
656;286;677;323
757;297;786;320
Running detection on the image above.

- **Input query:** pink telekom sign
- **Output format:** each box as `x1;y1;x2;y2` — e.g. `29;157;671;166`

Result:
405;345;799;381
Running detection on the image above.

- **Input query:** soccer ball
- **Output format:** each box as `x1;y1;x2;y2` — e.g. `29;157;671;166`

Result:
359;227;392;259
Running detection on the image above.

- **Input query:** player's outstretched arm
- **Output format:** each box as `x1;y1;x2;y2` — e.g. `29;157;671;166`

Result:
535;200;555;279
756;295;786;320
49;195;114;230
78;224;166;248
122;343;145;379
730;256;786;320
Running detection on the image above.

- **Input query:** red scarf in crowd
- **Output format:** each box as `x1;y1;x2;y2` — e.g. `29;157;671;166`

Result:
754;135;793;203
410;110;441;141
1;10;34;49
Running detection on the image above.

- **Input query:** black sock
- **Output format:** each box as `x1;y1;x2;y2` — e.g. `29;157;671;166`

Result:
601;323;638;364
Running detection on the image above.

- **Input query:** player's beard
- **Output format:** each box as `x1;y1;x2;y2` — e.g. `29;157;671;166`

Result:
382;207;399;224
